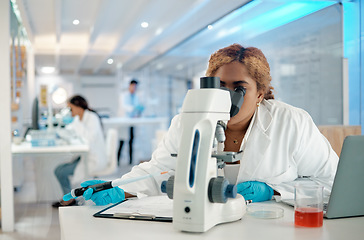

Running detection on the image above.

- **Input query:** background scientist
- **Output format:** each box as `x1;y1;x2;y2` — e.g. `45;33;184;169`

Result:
54;95;107;207
117;79;144;165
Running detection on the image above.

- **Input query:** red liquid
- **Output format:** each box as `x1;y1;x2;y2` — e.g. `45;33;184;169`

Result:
295;207;323;227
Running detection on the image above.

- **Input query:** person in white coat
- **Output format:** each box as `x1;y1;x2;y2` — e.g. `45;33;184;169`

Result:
117;79;143;165
53;95;107;207
68;44;338;206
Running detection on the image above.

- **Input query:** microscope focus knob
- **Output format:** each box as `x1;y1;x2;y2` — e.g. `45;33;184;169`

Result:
208;176;237;203
226;184;237;198
161;175;174;199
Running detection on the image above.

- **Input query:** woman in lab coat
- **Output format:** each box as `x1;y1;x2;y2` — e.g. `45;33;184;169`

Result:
76;44;338;205
53;95;107;207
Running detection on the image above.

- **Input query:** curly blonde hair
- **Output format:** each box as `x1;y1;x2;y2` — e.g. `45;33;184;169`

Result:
206;43;274;99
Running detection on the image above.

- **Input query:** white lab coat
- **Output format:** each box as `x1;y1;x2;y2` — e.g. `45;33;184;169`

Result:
67;110;107;184
117;91;141;140
119;99;339;201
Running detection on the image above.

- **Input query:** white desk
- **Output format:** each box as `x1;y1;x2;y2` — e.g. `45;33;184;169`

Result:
102;117;168;162
102;117;168;129
59;201;364;240
12;134;89;202
12;141;89;154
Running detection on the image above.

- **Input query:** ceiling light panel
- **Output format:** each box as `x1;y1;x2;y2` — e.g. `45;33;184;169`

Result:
72;19;80;25
141;22;149;28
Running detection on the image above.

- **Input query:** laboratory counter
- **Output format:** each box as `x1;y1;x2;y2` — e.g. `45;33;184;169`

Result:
59;200;364;240
12;130;89;202
102;117;168;129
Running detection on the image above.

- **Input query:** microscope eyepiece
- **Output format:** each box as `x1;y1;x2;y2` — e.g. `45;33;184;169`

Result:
200;77;220;89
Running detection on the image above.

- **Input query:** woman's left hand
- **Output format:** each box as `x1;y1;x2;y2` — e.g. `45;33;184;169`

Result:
237;181;274;203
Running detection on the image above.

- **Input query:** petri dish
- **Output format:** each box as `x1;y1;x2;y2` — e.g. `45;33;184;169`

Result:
246;205;284;219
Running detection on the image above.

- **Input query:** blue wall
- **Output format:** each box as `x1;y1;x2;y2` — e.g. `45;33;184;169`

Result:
361;0;364;134
344;0;363;133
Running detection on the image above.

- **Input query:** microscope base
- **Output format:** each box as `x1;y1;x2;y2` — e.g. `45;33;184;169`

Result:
173;195;246;233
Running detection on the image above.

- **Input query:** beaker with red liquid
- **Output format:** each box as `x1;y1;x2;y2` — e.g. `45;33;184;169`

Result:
294;184;324;227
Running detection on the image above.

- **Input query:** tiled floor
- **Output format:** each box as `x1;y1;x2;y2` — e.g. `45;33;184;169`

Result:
0;159;134;240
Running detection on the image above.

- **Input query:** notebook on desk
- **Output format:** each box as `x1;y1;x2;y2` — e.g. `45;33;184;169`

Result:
282;135;364;219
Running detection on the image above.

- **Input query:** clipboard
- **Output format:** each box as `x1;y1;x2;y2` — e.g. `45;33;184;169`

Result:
93;196;173;222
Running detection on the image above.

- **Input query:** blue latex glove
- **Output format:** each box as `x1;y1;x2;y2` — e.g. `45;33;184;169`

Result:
79;179;125;205
237;181;274;203
63;192;75;201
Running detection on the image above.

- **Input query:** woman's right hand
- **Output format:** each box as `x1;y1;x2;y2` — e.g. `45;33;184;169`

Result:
81;179;125;205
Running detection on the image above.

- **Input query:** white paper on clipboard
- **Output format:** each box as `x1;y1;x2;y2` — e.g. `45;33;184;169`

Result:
103;195;173;218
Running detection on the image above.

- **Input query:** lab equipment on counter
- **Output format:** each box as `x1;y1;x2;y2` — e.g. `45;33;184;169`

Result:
246;205;284;219
27;130;57;147
161;77;246;233
294;184;324;227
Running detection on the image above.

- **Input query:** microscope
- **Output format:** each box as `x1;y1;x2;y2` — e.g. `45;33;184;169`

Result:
161;77;247;232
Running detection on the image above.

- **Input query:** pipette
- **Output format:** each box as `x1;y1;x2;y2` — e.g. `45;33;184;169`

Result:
67;171;169;199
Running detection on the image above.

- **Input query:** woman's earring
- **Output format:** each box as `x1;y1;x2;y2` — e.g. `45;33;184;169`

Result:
257;102;261;107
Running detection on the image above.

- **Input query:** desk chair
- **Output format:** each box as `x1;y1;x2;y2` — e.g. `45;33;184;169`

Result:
93;128;118;178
